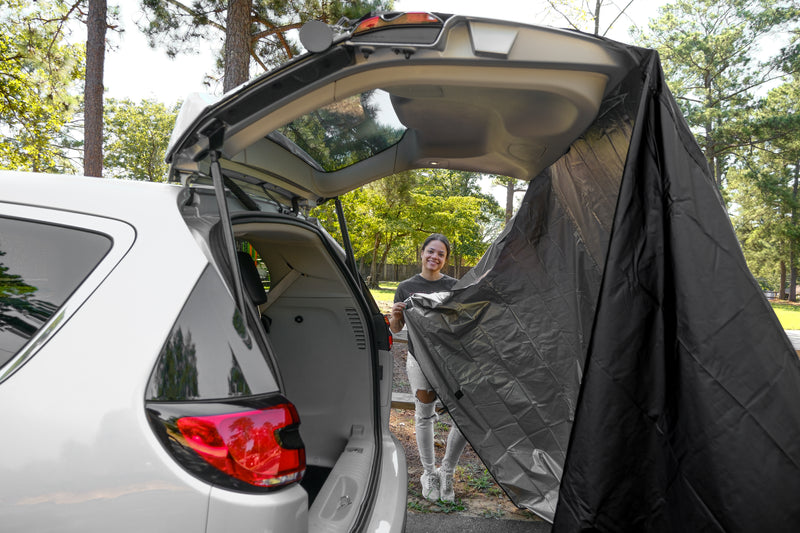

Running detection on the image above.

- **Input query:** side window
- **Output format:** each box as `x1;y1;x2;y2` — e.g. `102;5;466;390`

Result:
0;216;111;366
146;265;278;401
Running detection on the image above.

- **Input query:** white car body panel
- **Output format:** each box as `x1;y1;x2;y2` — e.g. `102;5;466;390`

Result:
0;173;299;531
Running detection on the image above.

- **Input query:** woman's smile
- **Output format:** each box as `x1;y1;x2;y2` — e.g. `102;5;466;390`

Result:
421;239;448;279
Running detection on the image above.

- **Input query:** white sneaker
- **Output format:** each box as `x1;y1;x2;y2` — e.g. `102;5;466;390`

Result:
438;468;455;502
420;471;440;501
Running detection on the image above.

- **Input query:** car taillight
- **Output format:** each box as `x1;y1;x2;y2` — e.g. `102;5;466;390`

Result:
147;396;305;492
354;12;442;34
384;315;393;348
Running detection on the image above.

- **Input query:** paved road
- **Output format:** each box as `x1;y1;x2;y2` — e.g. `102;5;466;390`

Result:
784;329;800;349
405;511;551;532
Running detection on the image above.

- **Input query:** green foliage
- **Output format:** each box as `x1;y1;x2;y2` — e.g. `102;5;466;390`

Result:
729;75;800;294
637;0;799;189
729;162;780;282
0;0;84;172
0;249;37;312
543;0;635;37
406;499;428;512
312;168;503;282
636;0;800;291
457;463;503;498
103;98;180;181
407;484;466;513
409;168;502;266
464;468;494;491
278;89;405;171
431;498;465;513
139;0;394;82
491;174;526;222
0;247;59;345
151;328;199;400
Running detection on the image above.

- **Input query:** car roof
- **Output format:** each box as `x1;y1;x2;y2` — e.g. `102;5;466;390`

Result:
166;13;637;209
0;171;184;223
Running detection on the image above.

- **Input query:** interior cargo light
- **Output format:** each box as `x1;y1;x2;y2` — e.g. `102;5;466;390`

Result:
354;12;442;34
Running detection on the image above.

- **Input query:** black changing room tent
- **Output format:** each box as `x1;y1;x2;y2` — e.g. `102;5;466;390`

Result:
403;42;800;532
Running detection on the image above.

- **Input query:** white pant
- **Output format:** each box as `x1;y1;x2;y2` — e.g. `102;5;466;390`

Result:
406;354;467;474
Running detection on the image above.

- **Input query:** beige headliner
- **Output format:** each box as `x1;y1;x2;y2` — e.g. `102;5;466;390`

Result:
173;17;634;203
228;65;608;196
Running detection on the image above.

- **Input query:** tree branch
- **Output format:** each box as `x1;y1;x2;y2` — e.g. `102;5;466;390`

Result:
161;0;227;33
251;19;304;59
602;0;635;37
545;1;581;31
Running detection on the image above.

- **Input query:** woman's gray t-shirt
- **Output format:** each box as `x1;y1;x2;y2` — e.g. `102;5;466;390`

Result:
394;273;457;354
393;273;457;303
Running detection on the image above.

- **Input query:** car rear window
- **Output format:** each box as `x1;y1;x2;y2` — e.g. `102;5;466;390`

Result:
272;88;405;171
0;216;112;367
146;265;278;401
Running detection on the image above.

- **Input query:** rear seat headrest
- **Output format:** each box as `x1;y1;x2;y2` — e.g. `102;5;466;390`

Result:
237;251;267;306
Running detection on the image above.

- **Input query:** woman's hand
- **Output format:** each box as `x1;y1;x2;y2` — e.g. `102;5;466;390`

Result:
389;301;406;333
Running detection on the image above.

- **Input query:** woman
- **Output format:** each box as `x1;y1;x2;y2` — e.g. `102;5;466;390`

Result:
389;233;467;503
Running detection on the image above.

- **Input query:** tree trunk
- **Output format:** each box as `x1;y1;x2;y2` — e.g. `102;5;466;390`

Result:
84;0;106;177
224;0;251;92
781;260;787;300
367;234;381;289
702;73;721;190
377;240;392;287
791;164;799;301
505;180;515;224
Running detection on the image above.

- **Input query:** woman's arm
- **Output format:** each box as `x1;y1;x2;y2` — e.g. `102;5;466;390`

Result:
389;301;406;333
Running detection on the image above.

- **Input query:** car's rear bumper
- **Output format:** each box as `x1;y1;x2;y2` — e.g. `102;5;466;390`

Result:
363;433;408;533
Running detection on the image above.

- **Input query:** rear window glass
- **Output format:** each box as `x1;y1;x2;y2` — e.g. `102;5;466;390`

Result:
146;265;277;401
0;216;111;366
272;88;405;171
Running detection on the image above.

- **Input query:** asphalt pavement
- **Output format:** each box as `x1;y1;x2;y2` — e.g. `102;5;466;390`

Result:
784;329;800;349
404;511;551;532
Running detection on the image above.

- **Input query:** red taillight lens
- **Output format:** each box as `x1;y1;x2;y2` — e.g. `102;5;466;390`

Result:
384;315;393;348
354;12;442;34
176;404;305;488
147;397;306;492
402;13;441;24
355;15;383;32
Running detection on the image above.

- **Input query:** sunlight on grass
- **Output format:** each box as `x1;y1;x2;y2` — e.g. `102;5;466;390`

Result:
370;282;398;310
770;302;800;330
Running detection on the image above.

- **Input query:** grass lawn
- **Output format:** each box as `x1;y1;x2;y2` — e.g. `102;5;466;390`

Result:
370;282;398;313
770;301;800;329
